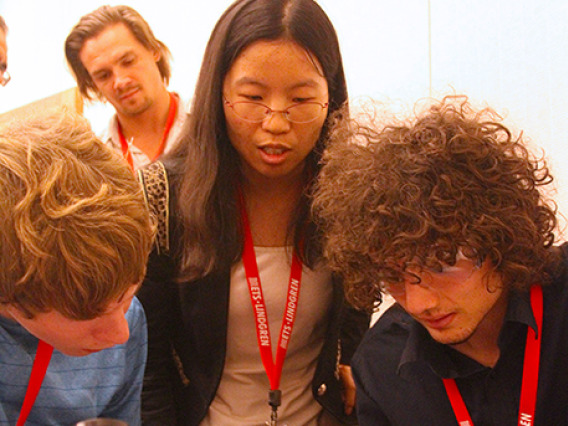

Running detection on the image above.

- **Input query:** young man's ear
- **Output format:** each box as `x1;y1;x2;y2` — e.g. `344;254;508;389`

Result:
153;48;160;63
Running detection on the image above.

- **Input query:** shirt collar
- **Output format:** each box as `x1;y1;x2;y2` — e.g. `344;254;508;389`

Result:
504;288;538;336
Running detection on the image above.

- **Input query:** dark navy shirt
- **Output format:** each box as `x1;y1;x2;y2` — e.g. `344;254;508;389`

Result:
352;247;568;426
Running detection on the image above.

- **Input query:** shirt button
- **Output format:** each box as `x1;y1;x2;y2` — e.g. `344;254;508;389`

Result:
317;384;327;396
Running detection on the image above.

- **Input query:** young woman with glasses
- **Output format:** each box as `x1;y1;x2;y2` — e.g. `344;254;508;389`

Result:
138;1;369;425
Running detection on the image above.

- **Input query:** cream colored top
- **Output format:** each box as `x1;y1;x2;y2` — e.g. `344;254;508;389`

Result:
101;94;189;171
201;246;336;426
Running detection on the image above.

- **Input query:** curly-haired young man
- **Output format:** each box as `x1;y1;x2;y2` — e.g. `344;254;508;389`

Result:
0;112;154;425
313;96;568;425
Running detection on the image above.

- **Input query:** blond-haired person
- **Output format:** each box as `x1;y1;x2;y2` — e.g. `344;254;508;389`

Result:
0;112;154;425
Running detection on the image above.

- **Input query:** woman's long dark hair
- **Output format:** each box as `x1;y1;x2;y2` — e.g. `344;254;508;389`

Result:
168;0;348;281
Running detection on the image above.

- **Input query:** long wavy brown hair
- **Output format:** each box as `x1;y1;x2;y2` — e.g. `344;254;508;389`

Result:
313;96;558;313
168;0;348;281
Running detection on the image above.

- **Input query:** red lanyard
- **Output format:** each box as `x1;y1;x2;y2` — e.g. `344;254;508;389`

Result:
443;285;543;426
17;340;54;426
118;92;178;171
238;192;303;399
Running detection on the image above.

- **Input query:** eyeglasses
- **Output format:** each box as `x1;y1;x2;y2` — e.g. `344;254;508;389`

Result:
0;64;10;87
380;255;481;297
224;98;328;124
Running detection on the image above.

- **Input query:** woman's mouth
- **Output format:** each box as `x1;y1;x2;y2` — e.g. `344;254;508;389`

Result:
258;145;290;165
261;146;286;155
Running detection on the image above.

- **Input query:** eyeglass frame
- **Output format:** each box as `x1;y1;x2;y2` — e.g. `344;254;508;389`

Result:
380;252;483;297
223;98;329;124
0;64;10;87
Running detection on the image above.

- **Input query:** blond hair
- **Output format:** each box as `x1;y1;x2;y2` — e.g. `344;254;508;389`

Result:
0;111;154;319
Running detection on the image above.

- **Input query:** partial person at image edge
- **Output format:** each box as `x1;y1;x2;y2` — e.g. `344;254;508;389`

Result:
0;15;10;87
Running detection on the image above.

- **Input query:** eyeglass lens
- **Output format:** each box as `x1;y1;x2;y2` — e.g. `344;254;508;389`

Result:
230;102;325;123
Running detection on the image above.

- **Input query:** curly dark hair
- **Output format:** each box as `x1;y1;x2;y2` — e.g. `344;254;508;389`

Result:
313;96;558;313
169;0;348;280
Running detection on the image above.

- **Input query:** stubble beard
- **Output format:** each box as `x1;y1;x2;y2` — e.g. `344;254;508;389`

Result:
119;97;153;117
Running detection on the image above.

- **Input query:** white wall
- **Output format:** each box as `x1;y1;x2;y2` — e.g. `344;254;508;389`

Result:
1;0;567;231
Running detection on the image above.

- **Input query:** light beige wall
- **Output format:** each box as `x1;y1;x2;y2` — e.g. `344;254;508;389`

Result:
0;87;82;129
2;0;566;233
429;0;568;237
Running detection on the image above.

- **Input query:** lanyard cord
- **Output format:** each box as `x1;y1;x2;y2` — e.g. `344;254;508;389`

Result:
118;92;178;171
443;285;543;426
518;284;543;424
17;340;54;426
238;190;303;422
